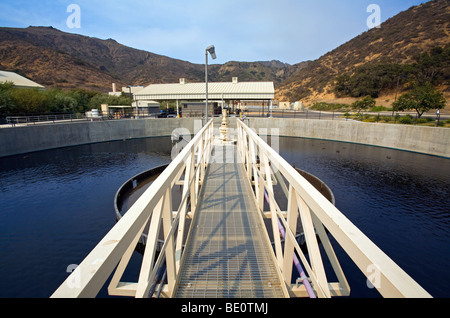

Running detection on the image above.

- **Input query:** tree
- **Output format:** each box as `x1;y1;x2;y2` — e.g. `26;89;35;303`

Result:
334;74;351;97
392;83;446;118
10;87;48;114
87;93;131;110
0;82;14;116
351;95;376;113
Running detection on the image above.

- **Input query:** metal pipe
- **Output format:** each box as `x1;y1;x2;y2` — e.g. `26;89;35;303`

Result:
263;190;316;298
155;268;167;298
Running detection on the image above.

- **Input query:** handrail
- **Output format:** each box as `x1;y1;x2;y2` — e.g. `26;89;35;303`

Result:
236;119;432;298
52;119;214;298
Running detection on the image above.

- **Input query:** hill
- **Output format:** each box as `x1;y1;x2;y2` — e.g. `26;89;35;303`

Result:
276;0;450;105
0;0;448;103
0;26;293;92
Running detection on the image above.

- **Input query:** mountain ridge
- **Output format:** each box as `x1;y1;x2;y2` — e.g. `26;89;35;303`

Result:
0;26;294;92
1;0;449;104
276;0;450;104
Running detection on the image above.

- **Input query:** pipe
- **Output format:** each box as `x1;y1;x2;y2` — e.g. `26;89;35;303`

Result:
263;190;316;298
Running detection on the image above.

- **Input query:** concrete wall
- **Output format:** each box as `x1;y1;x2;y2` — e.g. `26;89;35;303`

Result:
1;117;449;158
0;118;199;158
247;118;450;158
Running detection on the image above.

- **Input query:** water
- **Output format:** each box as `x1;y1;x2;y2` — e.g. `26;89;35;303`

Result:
278;138;450;298
0;136;449;298
0;138;172;298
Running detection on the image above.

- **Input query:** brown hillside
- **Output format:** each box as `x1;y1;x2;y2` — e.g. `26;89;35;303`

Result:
276;0;450;104
0;26;294;92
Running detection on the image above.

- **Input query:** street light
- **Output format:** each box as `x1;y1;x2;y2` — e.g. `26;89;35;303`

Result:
205;45;216;124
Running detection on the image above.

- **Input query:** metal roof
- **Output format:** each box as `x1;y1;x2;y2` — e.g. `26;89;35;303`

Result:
135;80;274;101
0;71;45;89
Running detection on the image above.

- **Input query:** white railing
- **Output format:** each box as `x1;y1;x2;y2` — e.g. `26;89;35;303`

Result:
236;119;432;298
52;120;214;298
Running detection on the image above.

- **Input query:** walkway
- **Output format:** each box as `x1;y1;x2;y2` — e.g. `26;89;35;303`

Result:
175;141;287;298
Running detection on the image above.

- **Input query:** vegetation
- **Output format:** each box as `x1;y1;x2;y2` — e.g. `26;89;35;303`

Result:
342;113;449;127
334;45;450;98
392;83;446;118
0;82;131;117
310;102;350;112
310;89;447;127
311;96;378;113
351;96;376;114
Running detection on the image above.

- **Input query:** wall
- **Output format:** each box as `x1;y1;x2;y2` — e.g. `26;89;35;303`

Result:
248;118;450;158
0;118;200;158
2;117;449;158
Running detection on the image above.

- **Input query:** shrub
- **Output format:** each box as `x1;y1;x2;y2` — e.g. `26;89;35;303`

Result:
398;116;413;124
352;96;376;113
371;106;388;112
416;118;428;124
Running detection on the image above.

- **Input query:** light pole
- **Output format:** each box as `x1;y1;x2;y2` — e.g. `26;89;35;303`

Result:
205;45;216;124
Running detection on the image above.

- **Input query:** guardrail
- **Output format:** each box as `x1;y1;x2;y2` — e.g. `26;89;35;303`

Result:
52;119;214;298
5;113;85;126
236;119;432;298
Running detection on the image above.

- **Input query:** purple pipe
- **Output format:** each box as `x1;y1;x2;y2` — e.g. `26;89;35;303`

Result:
264;191;317;298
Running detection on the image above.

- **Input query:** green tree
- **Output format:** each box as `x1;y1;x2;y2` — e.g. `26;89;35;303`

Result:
392;83;446;118
351;95;376;113
10;87;48;114
67;89;100;113
51;93;77;113
0;82;14;116
45;88;78;113
412;46;450;86
88;93;131;109
334;74;351;97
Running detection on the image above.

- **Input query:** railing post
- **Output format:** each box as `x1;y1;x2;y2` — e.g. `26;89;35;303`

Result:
175;151;194;272
195;137;203;197
262;152;283;268
250;139;263;212
282;185;299;285
136;194;166;297
161;187;176;297
295;193;331;298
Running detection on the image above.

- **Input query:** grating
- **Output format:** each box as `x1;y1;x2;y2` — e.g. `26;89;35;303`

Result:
175;145;286;298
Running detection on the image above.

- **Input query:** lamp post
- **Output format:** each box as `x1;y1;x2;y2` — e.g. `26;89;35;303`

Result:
205;45;216;124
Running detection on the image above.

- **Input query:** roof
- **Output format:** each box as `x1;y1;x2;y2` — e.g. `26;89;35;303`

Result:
0;71;45;89
135;80;274;101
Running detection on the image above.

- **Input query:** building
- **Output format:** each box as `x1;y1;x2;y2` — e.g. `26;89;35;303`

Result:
132;100;161;116
181;101;224;117
135;77;275;117
101;100;160;118
108;84;145;97
0;71;45;90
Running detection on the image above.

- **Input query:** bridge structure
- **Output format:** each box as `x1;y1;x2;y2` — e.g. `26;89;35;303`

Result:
52;118;431;298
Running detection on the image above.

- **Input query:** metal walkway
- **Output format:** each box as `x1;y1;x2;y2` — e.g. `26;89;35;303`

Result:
175;144;287;298
52;118;432;298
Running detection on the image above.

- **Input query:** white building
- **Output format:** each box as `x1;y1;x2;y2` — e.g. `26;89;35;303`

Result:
0;71;45;89
135;77;275;116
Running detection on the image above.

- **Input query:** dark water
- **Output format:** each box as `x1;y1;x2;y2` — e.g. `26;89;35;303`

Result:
0;138;172;298
0;136;449;298
278;138;450;298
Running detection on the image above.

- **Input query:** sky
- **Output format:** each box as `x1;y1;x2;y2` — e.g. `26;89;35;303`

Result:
0;0;428;65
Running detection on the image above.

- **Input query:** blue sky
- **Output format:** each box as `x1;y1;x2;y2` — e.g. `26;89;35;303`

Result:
0;0;428;65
